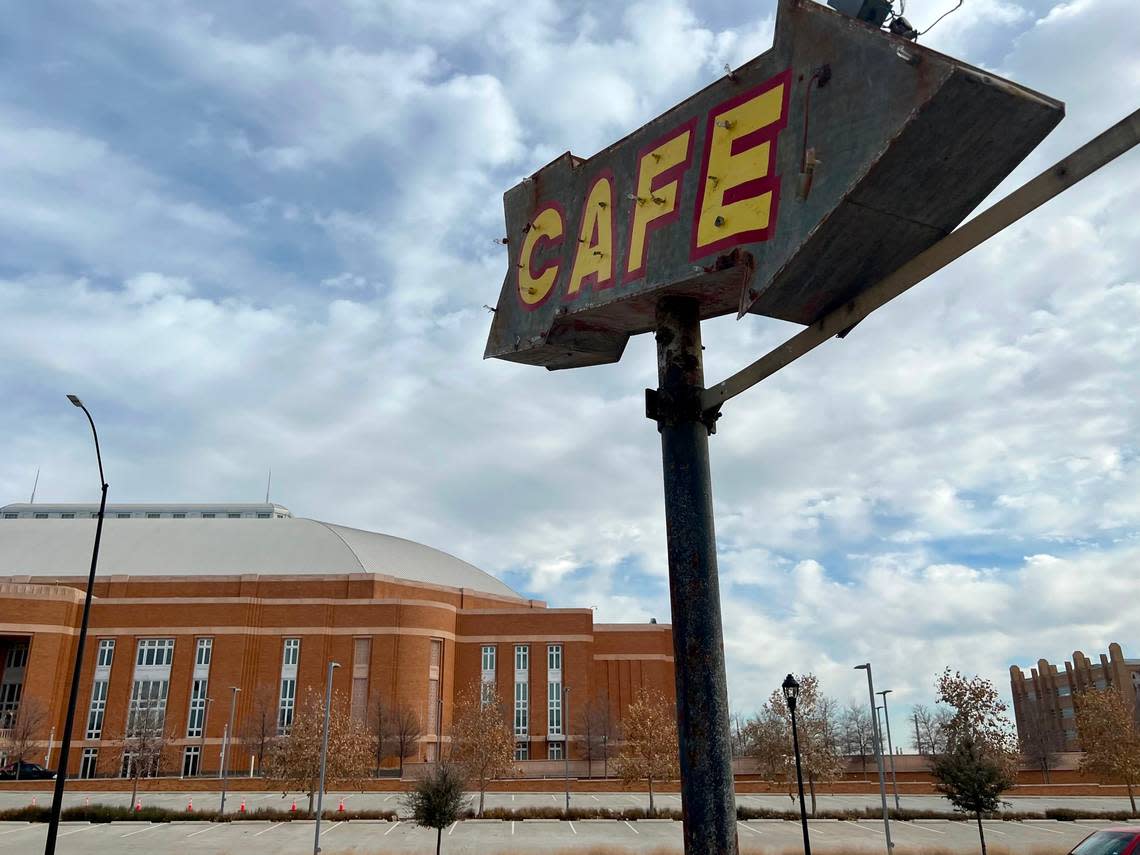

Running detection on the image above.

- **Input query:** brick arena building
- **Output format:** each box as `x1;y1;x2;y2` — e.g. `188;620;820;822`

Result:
0;502;674;779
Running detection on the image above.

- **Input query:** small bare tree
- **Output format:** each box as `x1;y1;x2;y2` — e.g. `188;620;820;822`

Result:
912;703;953;755
391;703;424;778
935;669;1018;766
238;687;279;777
368;695;392;775
761;674;845;815
450;682;513;816
841;702;875;771
1075;687;1140;815
613;687;679;815
115;699;172;809
267;688;372;813
1;698;47;780
577;694;616;779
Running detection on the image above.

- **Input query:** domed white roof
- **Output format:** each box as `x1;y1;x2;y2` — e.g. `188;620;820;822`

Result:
0;516;520;600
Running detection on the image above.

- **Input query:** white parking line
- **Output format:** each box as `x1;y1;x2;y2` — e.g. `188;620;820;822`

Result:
384;795;394;802
591;795;599;802
0;826;34;836
904;822;946;834
511;821;515;835
187;824;219;837
569;821;577;834
119;824;162;838
321;821;343;837
252;822;283;837
624;820;640;835
848;821;884;834
59;825;98;837
448;821;458;835
384;821;401;835
738;821;764;836
981;824;1008;836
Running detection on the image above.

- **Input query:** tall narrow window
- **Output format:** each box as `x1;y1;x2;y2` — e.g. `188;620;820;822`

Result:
351;637;370;723
278;638;300;735
85;640;115;739
128;638;173;736
481;645;496;706
547;644;563;736
79;749;99;779
514;644;529;739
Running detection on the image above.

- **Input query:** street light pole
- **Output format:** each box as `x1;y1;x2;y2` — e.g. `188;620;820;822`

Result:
855;664;892;852
45;395;109;855
218;687;240;814
314;661;340;855
602;734;608;780
877;690;901;811
562;686;571;814
782;675;811;855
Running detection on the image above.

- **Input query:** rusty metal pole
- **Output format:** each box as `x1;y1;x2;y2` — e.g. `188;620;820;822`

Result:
649;295;738;854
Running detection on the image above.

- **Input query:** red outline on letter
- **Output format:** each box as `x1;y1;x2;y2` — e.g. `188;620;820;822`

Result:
564;170;616;303
689;69;791;262
516;201;566;312
623;118;697;285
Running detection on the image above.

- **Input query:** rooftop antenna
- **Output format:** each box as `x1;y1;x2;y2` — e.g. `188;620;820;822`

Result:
29;467;40;504
265;468;272;504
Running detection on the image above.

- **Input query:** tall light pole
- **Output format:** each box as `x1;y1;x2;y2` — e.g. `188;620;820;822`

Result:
877;690;901;811
314;661;340;855
218;687;240;814
562;686;571;813
436;697;444;763
782;675;811;855
855;664;892;852
45;395;109;855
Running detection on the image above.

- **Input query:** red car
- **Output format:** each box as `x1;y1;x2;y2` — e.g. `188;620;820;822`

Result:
1070;827;1140;855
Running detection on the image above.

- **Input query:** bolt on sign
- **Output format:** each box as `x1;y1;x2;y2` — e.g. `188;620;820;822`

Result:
485;0;1062;369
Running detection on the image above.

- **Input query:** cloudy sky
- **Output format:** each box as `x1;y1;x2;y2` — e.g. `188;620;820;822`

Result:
2;0;1137;741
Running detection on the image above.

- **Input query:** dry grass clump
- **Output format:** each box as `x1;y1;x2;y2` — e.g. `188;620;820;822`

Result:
478;847;1070;855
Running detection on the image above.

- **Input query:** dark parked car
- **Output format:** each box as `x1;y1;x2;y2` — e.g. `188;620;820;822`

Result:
0;760;55;780
1069;828;1140;855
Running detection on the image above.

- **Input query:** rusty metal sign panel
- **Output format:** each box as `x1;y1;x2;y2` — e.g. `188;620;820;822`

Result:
485;0;1062;370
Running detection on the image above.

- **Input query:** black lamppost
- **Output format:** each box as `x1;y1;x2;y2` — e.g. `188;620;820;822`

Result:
45;396;109;855
782;674;811;855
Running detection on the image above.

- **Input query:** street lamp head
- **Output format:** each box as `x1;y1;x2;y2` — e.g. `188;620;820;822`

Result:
782;673;800;710
331;662;341;669
854;663;869;670
66;395;83;408
878;689;892;696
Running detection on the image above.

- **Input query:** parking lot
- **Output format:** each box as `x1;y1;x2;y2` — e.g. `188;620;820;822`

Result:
0;816;1119;854
0;788;1135;815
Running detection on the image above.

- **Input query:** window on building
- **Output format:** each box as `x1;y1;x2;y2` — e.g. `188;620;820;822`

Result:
85;681;109;738
548;682;563;735
195;638;213;667
548;645;562;671
181;746;201;777
34;513;48;519
548;741;563;760
202;513;215;518
282;639;300;667
1062;707;1075;718
135;638;174;667
482;646;496;672
5;644;28;669
515;645;529;671
0;683;22;729
186;679;209;738
120;752;137;779
79;748;99;779
61;513;75;519
257;513;271;518
1064;728;1077;740
96;639;115;668
1057;685;1071;696
117;513;132;519
278;678;297;734
227;513;241;518
515;742;529;761
173;513;186;519
514;682;529;736
146;513;160;519
2;514;17;519
127;679;169;736
351;637;370;723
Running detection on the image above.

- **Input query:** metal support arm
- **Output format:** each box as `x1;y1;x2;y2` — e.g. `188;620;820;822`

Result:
702;107;1140;413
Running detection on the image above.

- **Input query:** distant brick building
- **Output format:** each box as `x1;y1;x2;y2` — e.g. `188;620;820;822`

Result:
1010;642;1140;753
0;502;674;779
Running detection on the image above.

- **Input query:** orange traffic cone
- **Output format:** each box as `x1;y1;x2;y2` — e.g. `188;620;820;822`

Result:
337;799;345;813
135;799;142;812
239;799;246;813
290;799;297;813
187;798;194;813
